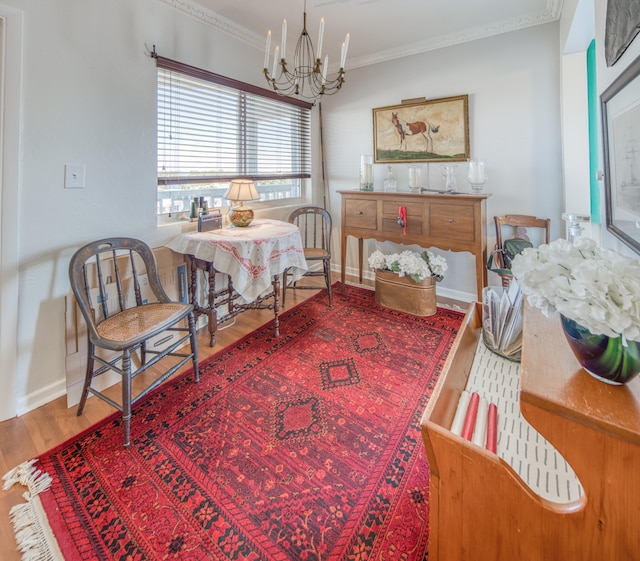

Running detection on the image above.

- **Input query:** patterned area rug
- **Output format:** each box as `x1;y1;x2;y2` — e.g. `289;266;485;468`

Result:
4;284;463;560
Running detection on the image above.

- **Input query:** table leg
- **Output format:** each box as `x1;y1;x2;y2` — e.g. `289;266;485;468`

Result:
206;264;217;347
272;274;280;337
358;237;364;284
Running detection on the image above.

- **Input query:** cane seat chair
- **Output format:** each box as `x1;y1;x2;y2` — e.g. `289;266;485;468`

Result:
68;238;199;447
283;206;333;307
491;214;551;287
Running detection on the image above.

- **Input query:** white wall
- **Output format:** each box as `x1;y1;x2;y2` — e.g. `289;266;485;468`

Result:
0;1;598;417
319;23;563;299
0;0;268;419
560;51;592;235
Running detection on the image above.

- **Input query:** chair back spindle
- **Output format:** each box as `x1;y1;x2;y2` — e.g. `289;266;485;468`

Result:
95;253;110;320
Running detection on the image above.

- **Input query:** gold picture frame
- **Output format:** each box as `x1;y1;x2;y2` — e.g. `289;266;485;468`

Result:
373;95;469;163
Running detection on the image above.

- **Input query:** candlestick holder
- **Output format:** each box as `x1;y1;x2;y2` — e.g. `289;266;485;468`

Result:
408;164;423;193
467;159;487;193
360;155;373;191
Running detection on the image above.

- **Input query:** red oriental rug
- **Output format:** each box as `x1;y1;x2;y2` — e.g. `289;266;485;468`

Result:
4;284;463;561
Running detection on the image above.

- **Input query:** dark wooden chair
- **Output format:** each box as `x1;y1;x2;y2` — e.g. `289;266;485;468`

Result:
283;206;333;307
491;214;551;287
68;238;199;446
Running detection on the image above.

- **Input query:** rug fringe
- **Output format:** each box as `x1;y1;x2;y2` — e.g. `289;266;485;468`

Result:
3;460;64;561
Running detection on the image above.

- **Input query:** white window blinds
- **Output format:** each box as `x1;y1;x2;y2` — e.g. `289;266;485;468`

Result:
156;56;312;186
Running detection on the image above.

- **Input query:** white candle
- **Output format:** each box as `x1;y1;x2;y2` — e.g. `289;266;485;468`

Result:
317;18;324;60
468;160;485;183
450;391;470;435
281;19;287;62
472;397;489;447
321;55;329;84
272;46;279;77
264;30;271;70
363;164;373;185
340;33;350;68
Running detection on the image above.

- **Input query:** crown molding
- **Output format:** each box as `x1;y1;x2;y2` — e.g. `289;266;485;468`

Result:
157;0;253;45
158;0;564;71
348;0;564;69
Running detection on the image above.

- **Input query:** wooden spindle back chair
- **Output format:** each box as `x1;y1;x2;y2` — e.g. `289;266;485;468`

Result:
68;237;199;446
283;207;333;307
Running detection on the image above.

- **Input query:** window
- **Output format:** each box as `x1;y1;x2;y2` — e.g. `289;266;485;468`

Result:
155;56;312;217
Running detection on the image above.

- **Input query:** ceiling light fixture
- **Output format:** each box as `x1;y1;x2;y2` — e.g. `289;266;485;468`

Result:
263;1;349;103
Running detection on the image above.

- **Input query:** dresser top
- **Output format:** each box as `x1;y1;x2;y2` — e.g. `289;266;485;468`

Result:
520;305;640;444
337;189;491;201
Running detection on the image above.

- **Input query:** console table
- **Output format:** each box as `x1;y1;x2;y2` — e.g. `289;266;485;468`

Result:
166;219;308;346
421;303;640;560
338;190;489;299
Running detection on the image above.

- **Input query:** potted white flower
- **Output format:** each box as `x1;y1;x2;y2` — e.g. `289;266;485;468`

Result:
511;237;640;385
368;249;447;316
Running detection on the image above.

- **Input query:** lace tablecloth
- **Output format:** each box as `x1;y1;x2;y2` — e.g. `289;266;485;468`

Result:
166;219;308;302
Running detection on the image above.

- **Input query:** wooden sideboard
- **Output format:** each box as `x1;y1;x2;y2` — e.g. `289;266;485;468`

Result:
338;190;489;299
420;303;640;560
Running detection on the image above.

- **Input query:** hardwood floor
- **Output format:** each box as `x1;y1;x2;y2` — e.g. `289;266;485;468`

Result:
0;275;465;559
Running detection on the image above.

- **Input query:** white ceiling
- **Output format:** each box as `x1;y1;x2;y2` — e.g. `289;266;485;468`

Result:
162;0;564;69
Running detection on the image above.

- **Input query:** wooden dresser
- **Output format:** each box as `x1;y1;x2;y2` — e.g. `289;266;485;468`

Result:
338;190;489;299
420;303;640;560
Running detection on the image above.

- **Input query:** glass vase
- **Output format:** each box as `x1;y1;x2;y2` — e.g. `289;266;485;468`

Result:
560;315;640;385
360;155;374;191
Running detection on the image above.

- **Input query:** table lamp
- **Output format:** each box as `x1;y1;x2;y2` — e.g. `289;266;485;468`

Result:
224;179;260;227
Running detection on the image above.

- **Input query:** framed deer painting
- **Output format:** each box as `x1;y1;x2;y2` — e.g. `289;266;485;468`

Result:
373;95;469;163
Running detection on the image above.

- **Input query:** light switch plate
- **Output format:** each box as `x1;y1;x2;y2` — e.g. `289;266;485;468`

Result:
64;164;85;189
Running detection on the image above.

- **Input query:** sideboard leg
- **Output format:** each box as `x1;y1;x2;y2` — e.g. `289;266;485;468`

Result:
341;234;347;288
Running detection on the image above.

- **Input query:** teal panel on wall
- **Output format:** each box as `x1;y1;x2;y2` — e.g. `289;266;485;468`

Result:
587;40;600;223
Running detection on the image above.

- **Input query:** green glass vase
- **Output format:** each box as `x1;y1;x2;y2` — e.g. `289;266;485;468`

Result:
560;315;640;385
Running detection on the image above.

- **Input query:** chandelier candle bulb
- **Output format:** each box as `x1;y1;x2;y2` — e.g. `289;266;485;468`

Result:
317;18;324;59
281;19;287;61
322;55;329;84
264;30;271;69
341;34;350;68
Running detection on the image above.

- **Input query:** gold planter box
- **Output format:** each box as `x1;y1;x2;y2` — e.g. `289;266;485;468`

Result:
374;270;436;316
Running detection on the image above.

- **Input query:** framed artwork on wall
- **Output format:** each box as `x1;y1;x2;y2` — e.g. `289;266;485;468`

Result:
604;0;640;67
601;53;640;255
372;95;469;164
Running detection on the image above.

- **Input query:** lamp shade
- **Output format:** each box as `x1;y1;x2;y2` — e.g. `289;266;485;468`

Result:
224;179;259;203
224;179;260;227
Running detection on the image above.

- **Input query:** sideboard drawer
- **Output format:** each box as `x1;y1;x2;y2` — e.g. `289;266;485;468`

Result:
381;217;424;237
430;203;475;241
344;199;377;230
381;200;424;219
381;199;426;237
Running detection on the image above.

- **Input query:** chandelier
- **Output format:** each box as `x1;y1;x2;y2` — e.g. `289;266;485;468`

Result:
263;5;350;102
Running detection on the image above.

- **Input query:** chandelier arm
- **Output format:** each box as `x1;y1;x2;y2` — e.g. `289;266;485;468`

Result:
263;10;348;102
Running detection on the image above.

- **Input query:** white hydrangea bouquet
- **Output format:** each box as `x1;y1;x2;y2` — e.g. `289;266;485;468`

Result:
511;237;640;341
368;249;447;283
